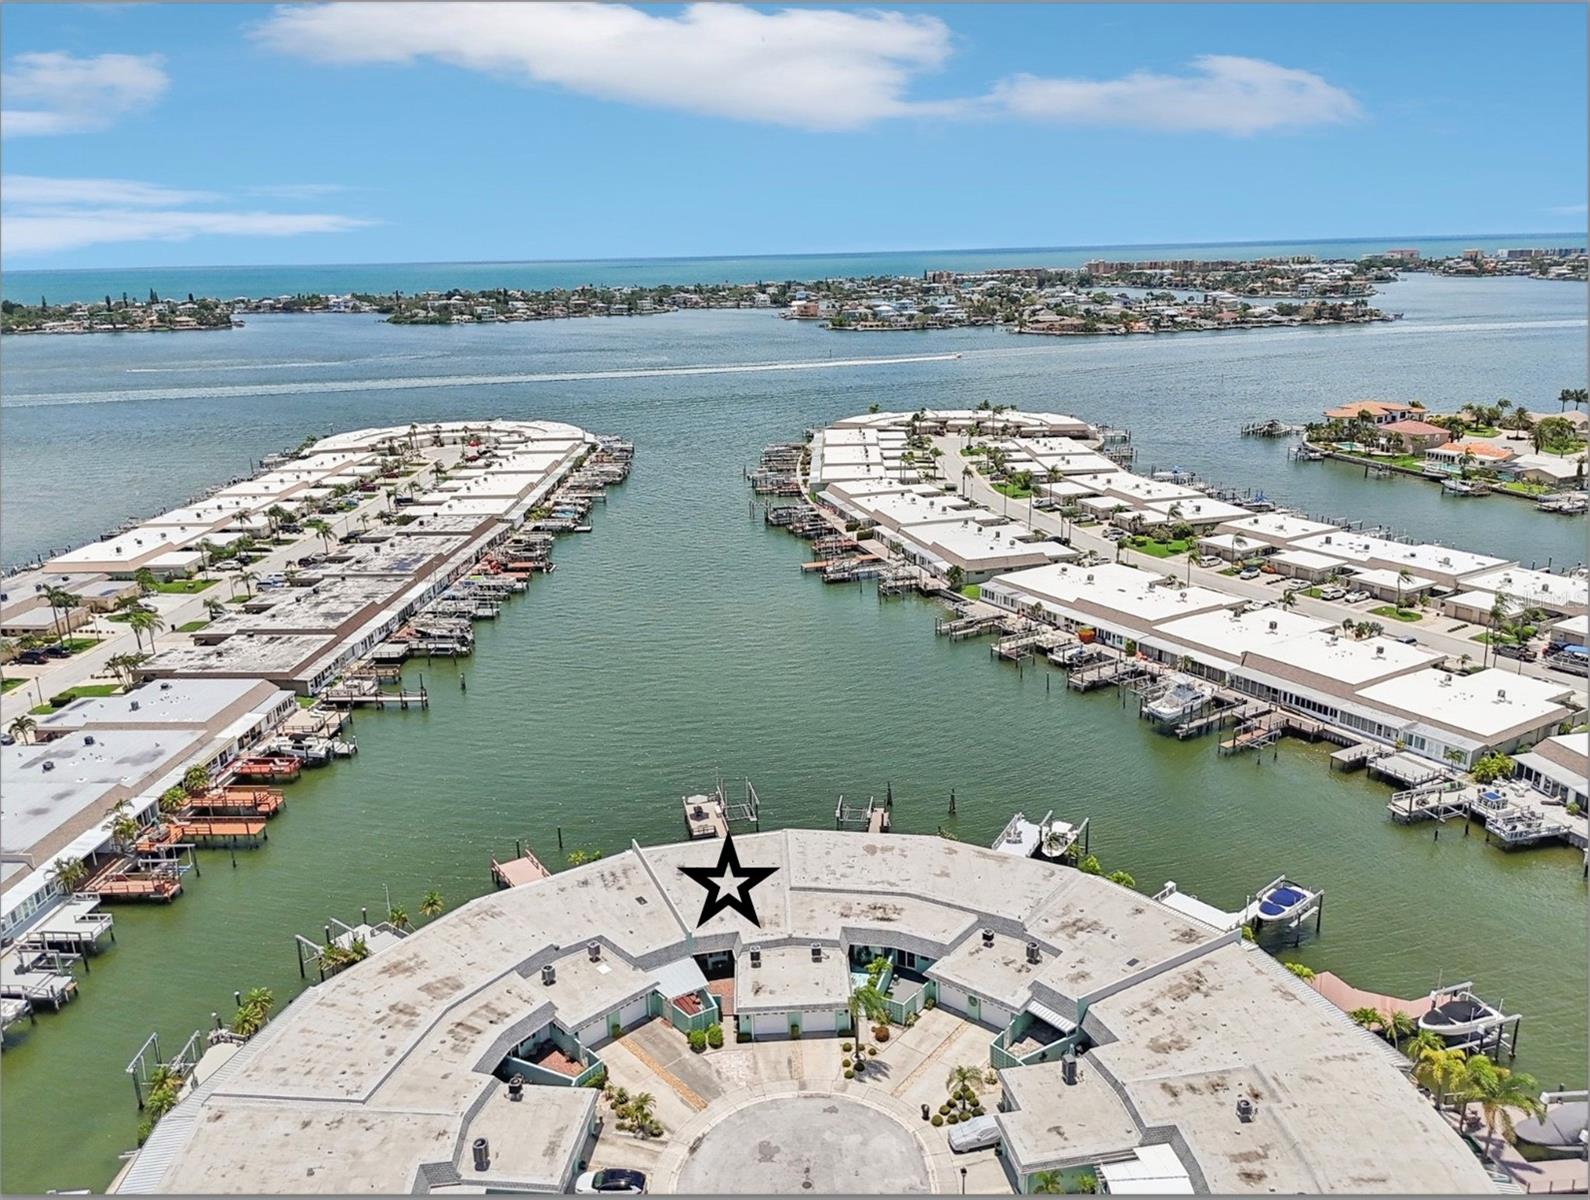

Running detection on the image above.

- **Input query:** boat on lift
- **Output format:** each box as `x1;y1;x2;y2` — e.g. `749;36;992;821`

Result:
1144;674;1217;724
1417;983;1519;1051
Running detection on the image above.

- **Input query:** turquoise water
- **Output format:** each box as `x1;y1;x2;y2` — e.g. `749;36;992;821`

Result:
5;233;1581;305
0;269;1585;1194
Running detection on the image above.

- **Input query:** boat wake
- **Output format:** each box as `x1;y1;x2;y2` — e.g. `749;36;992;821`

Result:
9;352;961;407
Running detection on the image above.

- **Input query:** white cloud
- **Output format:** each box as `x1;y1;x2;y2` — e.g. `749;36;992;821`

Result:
1;51;169;137
988;56;1361;136
253;2;955;132
1;174;372;257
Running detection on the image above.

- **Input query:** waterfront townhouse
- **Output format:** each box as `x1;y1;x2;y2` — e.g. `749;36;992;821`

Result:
115;831;1495;1196
1353;668;1579;766
1322;400;1423;425
1443;564;1590;622
982;561;1238;645
882;517;1075;583
1286;531;1511;591
1;678;295;940
1511;732;1589;809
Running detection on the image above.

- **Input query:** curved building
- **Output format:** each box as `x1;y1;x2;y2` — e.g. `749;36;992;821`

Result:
116;830;1492;1195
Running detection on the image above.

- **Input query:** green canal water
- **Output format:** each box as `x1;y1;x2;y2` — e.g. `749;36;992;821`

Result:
1;274;1586;1193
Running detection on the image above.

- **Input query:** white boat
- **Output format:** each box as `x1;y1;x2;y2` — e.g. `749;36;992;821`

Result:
1144;674;1216;724
1417;984;1517;1050
1441;478;1479;495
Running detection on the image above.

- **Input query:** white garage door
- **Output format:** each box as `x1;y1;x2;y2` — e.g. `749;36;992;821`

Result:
616;995;650;1033
752;1011;787;1040
935;983;973;1019
980;1002;1015;1033
574;1018;606;1048
802;1010;836;1035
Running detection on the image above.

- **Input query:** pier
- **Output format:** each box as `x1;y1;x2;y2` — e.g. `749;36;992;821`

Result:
682;779;762;839
491;841;551;889
1388;780;1588;851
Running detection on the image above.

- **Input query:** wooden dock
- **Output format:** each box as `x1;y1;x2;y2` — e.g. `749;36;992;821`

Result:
1068;657;1153;692
1220;716;1283;755
491;842;551;888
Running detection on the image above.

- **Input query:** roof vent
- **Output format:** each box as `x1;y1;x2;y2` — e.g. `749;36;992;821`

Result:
810;943;823;962
1497;688;1507;701
1061;1053;1081;1086
1236;1098;1256;1123
982;928;995;947
84;735;95;746
1375;645;1385;657
1268;620;1278;631
129;700;140;710
749;947;762;968
587;940;601;962
1025;941;1041;965
541;963;556;986
42;760;55;772
472;1137;490;1172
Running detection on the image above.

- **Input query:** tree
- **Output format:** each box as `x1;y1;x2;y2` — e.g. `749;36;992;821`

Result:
305;518;335;551
8;714;38;744
42;586;80;643
945;564;965;591
1395;568;1412;612
849;983;890;1055
133;567;158;595
386;905;410;931
126;607;166;653
183;764;212;796
159;785;188;814
48;856;88;893
419;889;445;920
1460;1057;1546;1162
107;651;149;686
231;987;275;1036
1532;415;1577;454
946;1063;982;1098
1349;1007;1383;1032
204;598;226;622
1558;387;1588;412
1470;752;1515;784
1412;1045;1469;1111
1106;869;1136;889
1282;961;1315;981
1028;1172;1065;1195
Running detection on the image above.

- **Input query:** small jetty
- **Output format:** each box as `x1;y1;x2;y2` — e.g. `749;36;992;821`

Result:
1154;876;1324;944
1241;418;1303;437
491;841;551;889
1388;780;1588;851
992;809;1090;866
835;793;892;834
682;779;763;840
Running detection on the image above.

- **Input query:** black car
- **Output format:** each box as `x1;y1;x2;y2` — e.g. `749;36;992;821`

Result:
16;649;48;665
44;643;72;658
1496;643;1537;661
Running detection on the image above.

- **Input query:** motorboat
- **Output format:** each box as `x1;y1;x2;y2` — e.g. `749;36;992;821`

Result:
1254;879;1316;923
1144;674;1216;724
1417;985;1516;1050
1442;478;1481;496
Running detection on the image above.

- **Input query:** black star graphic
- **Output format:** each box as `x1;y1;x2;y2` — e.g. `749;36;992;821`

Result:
678;833;779;928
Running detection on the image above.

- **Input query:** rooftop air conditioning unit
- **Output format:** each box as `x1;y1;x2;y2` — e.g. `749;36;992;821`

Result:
982;928;995;947
1497;689;1507;701
83;736;95;746
1268;620;1278;631
810;943;823;962
1236;1098;1256;1123
541;964;556;986
749;948;763;968
1025;942;1041;965
1061;1053;1081;1086
587;940;601;962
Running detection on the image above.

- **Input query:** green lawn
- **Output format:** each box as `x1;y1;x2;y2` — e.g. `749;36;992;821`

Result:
1302;587;1323;598
32;683;122;713
296;694;319;709
1;677;24;693
1127;536;1193;559
1496;479;1552;497
177;620;210;632
1369;605;1422;622
992;480;1034;499
151;578;217;594
58;637;100;654
959;584;981;599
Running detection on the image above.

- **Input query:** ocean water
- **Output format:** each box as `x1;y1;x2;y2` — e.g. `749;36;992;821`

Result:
4;232;1581;305
0;269;1585;1194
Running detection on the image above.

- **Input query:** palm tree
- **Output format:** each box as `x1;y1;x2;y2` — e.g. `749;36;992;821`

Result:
1460;1057;1546;1163
8;714;38;744
1384;1010;1418;1049
386;905;410;931
203;598;226;622
126;607;166;653
107;651;148;686
1412;1045;1469;1112
419;890;445;920
848;982;890;1055
238;567;257;599
1349;1006;1383;1032
48;856;88;893
182;764;211;796
42;586;79;643
627;1091;659;1137
110;808;141;850
1029;1171;1065;1194
1404;1028;1444;1059
305;518;335;552
231;987;276;1037
1395;568;1413;612
133;567;158;596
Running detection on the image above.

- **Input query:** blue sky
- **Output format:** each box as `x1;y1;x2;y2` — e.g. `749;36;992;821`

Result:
1;3;1584;268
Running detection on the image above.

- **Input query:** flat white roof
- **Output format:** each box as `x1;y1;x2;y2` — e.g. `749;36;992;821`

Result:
1245;629;1441;686
1461;566;1586;610
1145;496;1252;523
899;520;1071;570
1291;532;1508;579
1216;513;1340;543
1351;567;1436;591
989;561;1236;626
1270;548;1347;571
1155;607;1332;663
1357;668;1575;739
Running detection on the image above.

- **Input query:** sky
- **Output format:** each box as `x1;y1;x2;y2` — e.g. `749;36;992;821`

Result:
1;3;1585;269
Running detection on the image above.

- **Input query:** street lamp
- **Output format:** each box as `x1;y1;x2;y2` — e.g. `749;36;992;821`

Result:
960;1166;968;1195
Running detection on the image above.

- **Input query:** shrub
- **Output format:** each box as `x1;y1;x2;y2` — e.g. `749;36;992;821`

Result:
873;1025;890;1042
931;1114;944;1127
49;693;75;708
648;1122;663;1139
841;1041;854;1052
866;1045;877;1056
853;1058;866;1073
939;1103;952;1116
946;1113;960;1125
1470;751;1515;785
687;1029;707;1053
842;1058;852;1069
790;1028;802;1039
706;1023;724;1049
844;1069;855;1079
924;997;936;1010
1568;801;1581;816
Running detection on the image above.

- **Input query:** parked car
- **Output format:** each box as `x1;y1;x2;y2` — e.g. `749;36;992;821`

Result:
1238;567;1261;580
16;649;48;665
1343;590;1370;604
1195;555;1223;568
44;643;72;658
575;1169;648;1194
1102;527;1128;541
948;1114;1002;1153
1496;643;1537;661
1392;633;1419;645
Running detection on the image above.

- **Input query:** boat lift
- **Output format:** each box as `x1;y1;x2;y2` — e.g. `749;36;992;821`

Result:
1154;875;1323;945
